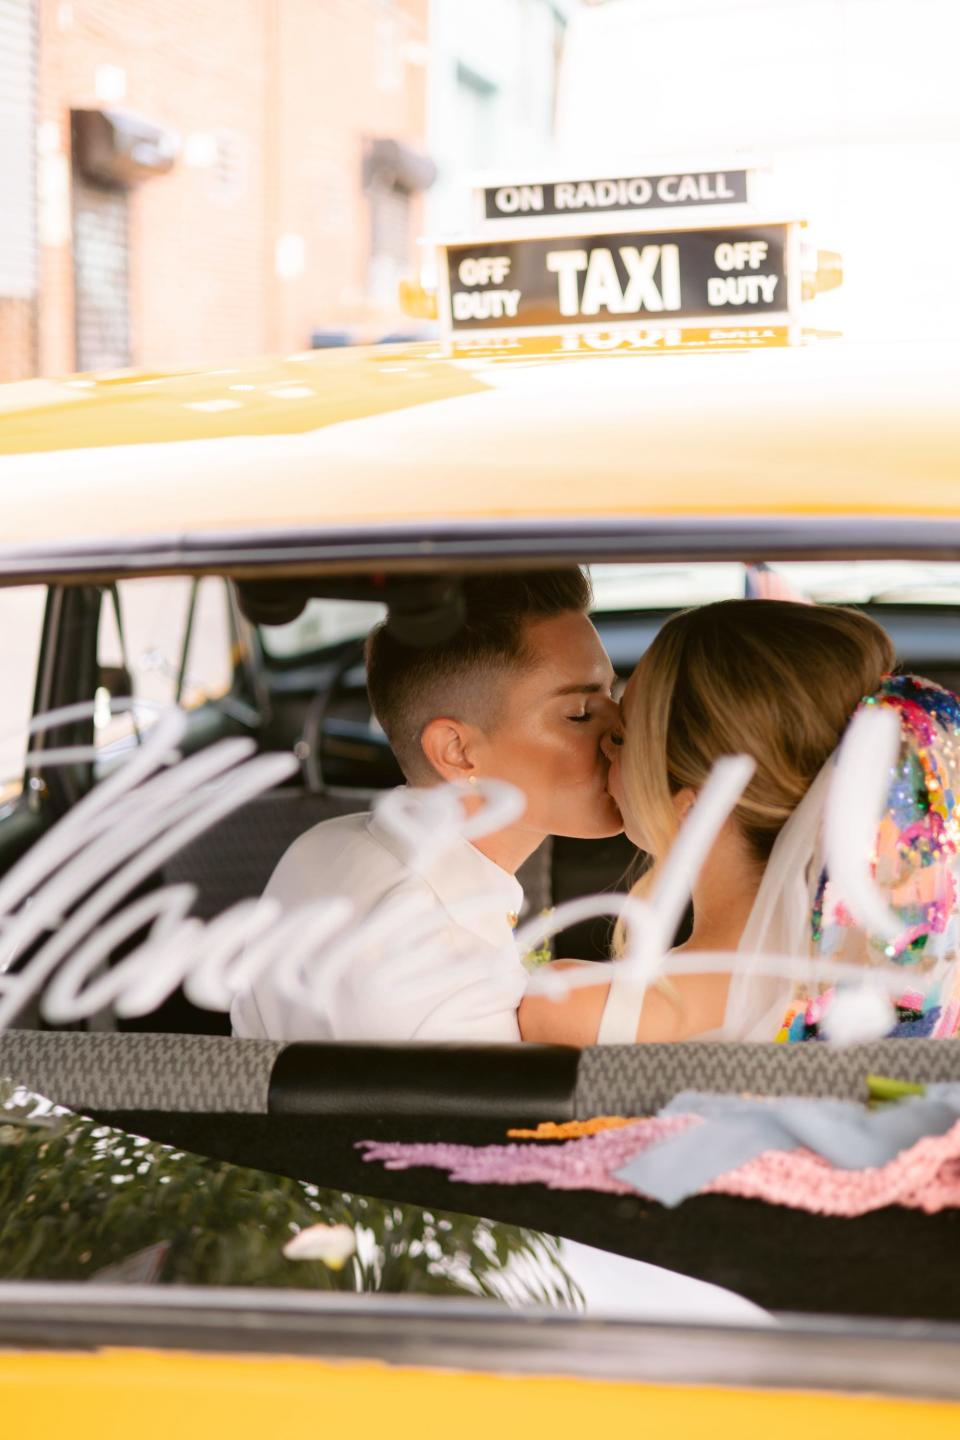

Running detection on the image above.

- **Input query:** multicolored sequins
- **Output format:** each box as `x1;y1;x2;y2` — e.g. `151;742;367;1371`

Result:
781;674;960;1042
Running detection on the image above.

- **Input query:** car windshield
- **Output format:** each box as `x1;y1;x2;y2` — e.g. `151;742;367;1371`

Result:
590;561;960;609
259;560;960;663
588;562;960;700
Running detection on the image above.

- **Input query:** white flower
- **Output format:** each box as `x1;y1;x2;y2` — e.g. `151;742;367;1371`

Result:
283;1222;357;1269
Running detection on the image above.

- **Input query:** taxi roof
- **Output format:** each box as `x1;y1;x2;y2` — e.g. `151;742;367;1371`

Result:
2;331;959;578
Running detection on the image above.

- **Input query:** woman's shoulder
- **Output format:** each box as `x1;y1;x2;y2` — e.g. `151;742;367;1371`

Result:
518;961;610;1047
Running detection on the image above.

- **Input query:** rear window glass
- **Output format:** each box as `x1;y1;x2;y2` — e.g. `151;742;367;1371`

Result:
259;598;386;660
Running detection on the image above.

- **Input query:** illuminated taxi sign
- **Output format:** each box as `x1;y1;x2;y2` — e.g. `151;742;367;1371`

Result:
442;223;793;332
482;169;749;221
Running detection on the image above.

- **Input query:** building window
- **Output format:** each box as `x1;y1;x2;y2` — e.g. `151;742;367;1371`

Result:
72;177;130;372
455;62;499;170
210;129;246;205
363;138;436;310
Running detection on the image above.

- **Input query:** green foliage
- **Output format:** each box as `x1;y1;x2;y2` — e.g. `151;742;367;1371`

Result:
0;1087;580;1308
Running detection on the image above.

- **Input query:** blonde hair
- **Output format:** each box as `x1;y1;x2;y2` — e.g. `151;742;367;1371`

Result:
615;599;896;947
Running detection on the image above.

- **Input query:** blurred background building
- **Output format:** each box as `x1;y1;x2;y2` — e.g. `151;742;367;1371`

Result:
0;0;580;381
426;0;578;235
558;0;960;338
5;0;957;383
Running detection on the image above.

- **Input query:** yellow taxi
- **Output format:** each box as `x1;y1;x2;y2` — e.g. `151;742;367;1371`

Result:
0;170;959;1436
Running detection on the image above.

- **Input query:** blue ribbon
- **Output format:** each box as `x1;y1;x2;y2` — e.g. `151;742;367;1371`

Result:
614;1086;960;1208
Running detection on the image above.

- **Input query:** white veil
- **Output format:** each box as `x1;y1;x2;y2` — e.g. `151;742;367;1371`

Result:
595;752;837;1045
718;755;833;1041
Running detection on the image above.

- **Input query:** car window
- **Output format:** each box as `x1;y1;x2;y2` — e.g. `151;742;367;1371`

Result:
590;561;960;612
260;597;386;660
0;586;47;805
96;577;234;754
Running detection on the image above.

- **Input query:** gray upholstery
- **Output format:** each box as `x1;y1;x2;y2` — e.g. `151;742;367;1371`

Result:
5;1029;958;1125
0;1031;282;1113
165;787;554;923
163;790;368;919
575;1039;960;1116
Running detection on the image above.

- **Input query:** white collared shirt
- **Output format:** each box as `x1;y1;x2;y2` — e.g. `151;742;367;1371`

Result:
231;793;527;1043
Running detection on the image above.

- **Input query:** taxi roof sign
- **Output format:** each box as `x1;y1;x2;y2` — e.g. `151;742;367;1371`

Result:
415;163;837;338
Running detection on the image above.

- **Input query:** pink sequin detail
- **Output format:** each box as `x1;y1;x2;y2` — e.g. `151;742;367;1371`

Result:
360;1116;960;1217
885;695;938;748
936;1001;960;1039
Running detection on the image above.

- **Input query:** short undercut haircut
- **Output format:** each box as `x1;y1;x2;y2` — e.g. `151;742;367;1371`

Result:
365;568;592;782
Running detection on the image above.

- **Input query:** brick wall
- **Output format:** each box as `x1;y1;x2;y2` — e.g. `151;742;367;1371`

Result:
36;0;429;376
0;299;36;383
0;0;38;382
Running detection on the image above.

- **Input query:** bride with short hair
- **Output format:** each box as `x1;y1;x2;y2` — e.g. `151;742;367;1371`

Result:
519;598;960;1045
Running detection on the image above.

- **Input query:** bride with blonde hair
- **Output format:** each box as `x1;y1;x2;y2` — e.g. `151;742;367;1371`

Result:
519;598;960;1046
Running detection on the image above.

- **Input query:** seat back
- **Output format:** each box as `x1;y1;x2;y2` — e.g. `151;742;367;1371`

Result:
3;1030;958;1121
165;786;555;922
163;789;369;920
146;789;554;1033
